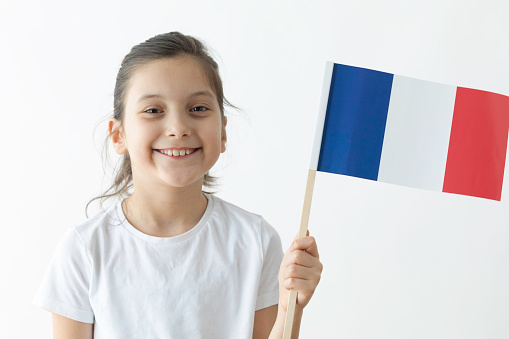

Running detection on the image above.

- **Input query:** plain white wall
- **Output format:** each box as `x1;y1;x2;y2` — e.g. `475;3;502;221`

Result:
1;0;508;337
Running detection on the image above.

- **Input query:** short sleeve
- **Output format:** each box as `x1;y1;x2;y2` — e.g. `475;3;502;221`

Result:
255;218;284;311
33;227;94;323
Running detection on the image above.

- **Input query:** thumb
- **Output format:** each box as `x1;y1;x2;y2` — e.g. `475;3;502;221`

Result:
287;229;310;253
293;229;310;242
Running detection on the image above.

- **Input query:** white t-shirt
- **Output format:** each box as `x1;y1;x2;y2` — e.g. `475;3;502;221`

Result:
33;194;283;338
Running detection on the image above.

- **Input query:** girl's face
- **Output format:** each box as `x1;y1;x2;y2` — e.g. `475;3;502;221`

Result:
111;56;226;190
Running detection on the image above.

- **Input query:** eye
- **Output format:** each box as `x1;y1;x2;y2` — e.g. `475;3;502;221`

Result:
190;106;208;112
144;108;163;114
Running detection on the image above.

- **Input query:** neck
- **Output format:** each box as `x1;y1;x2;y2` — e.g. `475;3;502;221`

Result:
122;179;208;238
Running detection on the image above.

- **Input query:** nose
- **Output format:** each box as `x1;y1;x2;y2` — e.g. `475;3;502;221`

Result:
166;111;191;139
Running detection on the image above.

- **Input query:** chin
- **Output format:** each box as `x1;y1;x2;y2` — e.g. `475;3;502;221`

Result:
162;175;204;189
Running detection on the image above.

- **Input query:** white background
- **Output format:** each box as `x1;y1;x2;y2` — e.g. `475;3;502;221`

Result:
1;0;509;337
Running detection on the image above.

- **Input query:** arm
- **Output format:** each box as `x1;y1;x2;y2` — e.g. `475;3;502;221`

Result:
52;313;93;339
253;304;278;339
253;231;322;339
255;304;303;339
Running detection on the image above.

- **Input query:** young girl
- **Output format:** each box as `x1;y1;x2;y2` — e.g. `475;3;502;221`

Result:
34;32;322;339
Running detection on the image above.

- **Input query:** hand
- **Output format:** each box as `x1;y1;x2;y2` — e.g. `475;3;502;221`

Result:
278;230;323;313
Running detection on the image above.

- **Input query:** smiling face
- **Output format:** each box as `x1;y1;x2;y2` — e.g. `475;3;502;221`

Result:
109;56;227;191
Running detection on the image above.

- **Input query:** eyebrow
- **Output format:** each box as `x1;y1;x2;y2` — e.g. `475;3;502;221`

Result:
136;91;216;104
137;94;164;103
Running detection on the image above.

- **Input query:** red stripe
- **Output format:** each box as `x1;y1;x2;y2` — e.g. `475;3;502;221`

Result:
443;87;509;201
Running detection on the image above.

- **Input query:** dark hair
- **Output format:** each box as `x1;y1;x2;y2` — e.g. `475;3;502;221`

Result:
85;32;234;218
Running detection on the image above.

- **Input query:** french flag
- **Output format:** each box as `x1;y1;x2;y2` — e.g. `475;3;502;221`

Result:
310;62;509;201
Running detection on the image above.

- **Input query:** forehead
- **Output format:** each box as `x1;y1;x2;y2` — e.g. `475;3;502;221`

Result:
126;56;217;104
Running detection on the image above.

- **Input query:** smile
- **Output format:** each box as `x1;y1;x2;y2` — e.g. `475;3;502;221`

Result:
156;148;199;157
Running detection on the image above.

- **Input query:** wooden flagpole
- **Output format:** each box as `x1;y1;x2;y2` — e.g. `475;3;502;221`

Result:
282;169;317;339
281;60;332;338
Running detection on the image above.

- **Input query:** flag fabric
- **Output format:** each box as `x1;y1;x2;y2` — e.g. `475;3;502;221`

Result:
310;62;509;201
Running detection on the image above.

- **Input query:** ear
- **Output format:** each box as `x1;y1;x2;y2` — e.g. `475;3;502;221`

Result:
108;118;127;155
220;116;227;153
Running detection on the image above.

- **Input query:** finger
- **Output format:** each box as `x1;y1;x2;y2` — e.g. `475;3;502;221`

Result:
282;249;321;268
290;236;319;258
283;276;318;294
283;264;322;281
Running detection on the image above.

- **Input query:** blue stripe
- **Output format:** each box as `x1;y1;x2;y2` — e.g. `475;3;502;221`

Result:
317;64;394;180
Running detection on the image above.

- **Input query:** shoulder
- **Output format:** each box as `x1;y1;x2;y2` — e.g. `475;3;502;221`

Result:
63;201;123;254
211;194;262;222
74;201;121;232
210;194;267;230
35;204;121;290
208;194;281;243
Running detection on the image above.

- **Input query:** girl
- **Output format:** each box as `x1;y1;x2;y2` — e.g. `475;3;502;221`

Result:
34;32;322;339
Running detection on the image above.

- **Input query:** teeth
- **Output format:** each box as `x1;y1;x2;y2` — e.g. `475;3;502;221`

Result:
160;149;195;157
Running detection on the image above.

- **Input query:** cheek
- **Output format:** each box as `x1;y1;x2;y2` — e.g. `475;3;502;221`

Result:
124;121;159;153
209;127;225;151
201;119;222;142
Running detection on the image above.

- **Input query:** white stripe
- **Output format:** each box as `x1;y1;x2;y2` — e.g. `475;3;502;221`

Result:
377;75;457;191
309;61;334;170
